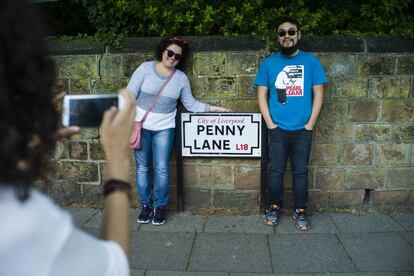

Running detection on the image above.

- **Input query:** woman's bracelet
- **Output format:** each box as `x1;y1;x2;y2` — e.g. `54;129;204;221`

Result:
103;179;132;197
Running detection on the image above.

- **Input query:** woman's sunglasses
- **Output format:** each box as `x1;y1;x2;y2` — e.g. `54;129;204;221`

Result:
166;49;182;61
278;29;297;37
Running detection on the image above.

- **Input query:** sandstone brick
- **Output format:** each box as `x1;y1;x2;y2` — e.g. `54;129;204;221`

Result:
208;77;237;98
387;167;414;189
68;141;88;160
316;54;333;77
323;81;334;98
238;75;256;97
310;144;340;166
89;141;105;160
55;56;98;78
407;190;414;207
313;123;353;142
315;167;346;191
193;52;226;76
100;161;135;184
48;161;99;183
308;191;330;210
330;191;364;209
100;54;123;78
122;53;154;77
183;164;197;187
369;77;394;98
81;183;105;207
226;52;258;75
348;100;378;121
184;187;212;208
318;100;347;122
234;166;260;190
33;179;49;193
381;99;414;122
221;99;259;112
219;158;260;166
340;144;374;165
198;165;234;189
72;128;100;140
189;76;209;99
397;56;414;75
53;79;69;94
48;181;82;207
346;168;386;189
354;124;392;142
213;190;258;207
333;77;368;98
91;78;128;93
328;54;360;77
69;79;90;94
360;55;395;75
393;124;414;143
55;141;69;160
372;190;407;208
375;144;410;165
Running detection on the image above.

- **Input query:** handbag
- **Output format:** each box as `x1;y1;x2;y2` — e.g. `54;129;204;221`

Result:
129;69;176;150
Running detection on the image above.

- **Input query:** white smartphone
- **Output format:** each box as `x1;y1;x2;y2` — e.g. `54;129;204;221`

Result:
62;94;125;127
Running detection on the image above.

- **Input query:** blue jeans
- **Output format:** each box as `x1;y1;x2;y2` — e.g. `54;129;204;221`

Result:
268;127;312;209
133;128;175;208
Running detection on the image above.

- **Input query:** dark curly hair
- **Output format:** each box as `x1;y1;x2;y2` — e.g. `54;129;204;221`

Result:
275;15;301;31
0;0;58;200
155;36;190;71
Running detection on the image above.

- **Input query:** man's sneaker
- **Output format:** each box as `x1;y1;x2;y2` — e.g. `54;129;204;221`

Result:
264;204;281;226
152;206;166;226
137;204;153;224
293;208;310;231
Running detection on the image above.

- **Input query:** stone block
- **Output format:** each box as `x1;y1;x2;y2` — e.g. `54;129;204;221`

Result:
310;144;340;166
308;191;330;210
53;79;69;94
348;100;378;121
100;54;123;78
327;54;361;77
238;75;256;97
183;164;197;187
340;144;374;165
407;190;414;207
207;77;237;98
370;76;413;98
122;53;154;77
354;124;392;141
48;180;82;206
315;167;346;191
193;52;226;76
397;55;414;75
332;77;368;98
91;78;128;93
375;144;410;165
198;165;234;189
346;168;386;190
360;55;395;75
55;141;69;160
189;76;209;99
372;190;408;208
55;56;98;79
226;52;258;75
100;161;135;184
183;187;212;208
89;141;105;161
234;166;260;190
213;190;258;207
313;123;353;142
69;79;90;94
318;100;347;122
381;99;414;122
393;124;414;143
71;128;100;140
330;191;364;209
387;167;414;189
221;99;259;112
81;183;105;207
68;141;88;160
48;161;99;183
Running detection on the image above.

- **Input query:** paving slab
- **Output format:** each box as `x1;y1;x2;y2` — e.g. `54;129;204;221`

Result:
275;213;339;234
330;213;403;233
83;208;140;230
338;232;414;272
130;269;145;276
189;233;271;273
268;234;355;273
315;273;397;276
231;273;314;275
130;231;194;271
204;215;274;234
399;232;414;247
146;271;227;276
139;212;205;233
391;213;414;231
66;207;99;227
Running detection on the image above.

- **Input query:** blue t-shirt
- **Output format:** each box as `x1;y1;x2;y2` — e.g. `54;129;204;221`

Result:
255;51;327;131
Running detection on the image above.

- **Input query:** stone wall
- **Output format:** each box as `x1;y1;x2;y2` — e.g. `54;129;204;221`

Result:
44;35;414;212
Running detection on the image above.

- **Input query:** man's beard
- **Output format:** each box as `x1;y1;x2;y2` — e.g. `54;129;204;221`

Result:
279;44;298;56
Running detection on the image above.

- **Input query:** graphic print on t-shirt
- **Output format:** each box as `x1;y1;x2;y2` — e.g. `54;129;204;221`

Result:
274;65;304;98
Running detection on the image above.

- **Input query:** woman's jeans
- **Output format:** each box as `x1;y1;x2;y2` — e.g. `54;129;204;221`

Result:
268;127;312;209
133;128;175;208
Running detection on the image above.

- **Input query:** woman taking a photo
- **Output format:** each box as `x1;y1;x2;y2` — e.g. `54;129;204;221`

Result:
127;36;230;226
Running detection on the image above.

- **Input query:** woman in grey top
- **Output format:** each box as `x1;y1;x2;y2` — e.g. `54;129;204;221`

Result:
127;36;231;225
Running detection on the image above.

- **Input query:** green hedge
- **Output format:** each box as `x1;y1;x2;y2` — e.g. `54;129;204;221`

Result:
45;0;414;41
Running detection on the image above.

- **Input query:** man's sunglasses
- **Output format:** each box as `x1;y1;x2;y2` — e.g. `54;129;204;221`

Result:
278;29;297;37
166;49;182;61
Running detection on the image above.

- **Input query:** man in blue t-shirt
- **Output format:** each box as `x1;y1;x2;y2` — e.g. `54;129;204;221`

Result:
255;15;328;231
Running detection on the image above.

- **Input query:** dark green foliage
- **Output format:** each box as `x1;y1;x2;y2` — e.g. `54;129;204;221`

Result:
44;0;414;42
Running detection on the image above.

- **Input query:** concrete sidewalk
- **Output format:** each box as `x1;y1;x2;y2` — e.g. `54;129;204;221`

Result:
67;208;414;276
